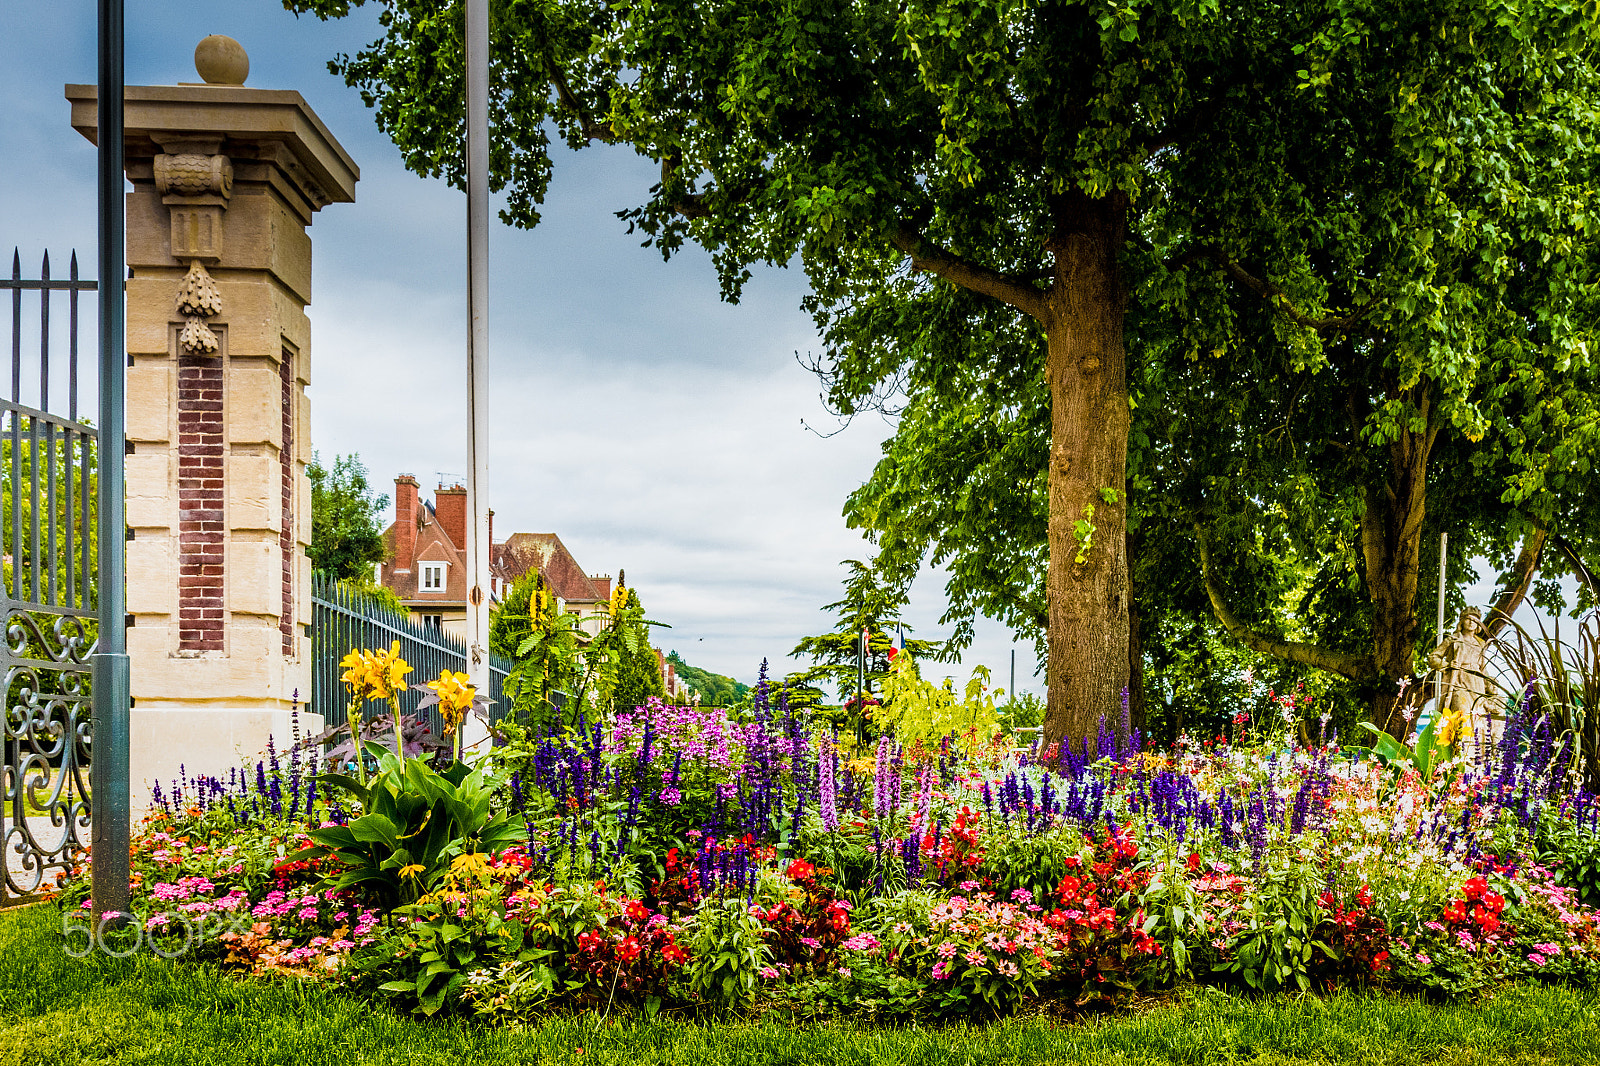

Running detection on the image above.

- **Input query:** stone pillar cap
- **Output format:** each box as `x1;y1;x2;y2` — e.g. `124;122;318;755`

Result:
65;83;359;206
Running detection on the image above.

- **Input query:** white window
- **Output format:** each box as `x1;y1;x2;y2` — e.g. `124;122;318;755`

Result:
372;562;383;584
421;613;443;630
420;562;446;591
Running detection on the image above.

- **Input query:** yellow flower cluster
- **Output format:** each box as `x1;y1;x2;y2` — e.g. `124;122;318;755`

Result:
339;641;413;702
427;670;477;736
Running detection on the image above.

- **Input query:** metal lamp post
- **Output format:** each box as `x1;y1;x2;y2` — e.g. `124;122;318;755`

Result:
462;0;493;750
90;0;131;923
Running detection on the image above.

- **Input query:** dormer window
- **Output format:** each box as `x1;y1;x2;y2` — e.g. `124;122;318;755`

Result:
420;562;446;591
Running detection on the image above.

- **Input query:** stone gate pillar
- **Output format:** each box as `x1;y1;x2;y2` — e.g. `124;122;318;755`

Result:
68;37;358;805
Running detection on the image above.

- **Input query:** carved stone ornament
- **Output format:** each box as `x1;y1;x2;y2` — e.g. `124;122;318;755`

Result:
176;259;222;356
155;153;233;200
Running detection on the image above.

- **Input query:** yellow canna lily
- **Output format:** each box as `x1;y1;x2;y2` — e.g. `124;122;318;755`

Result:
338;643;414;703
425;670;477;737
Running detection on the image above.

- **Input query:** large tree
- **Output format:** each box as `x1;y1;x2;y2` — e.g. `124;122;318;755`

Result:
307;451;389;582
292;0;1600;749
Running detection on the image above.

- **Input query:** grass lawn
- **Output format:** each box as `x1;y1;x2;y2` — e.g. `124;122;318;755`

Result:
0;904;1596;1066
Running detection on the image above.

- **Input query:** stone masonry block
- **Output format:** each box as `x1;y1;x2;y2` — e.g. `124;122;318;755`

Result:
126;451;172;529
227;453;279;531
296;468;312;545
127;363;173;443
128;533;177;617
125;276;181;357
125;184;175;269
226;537;279;617
272;286;311;358
211;279;299;360
226;362;280;445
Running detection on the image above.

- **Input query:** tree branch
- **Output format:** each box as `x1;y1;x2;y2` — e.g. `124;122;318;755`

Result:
888;224;1050;321
1195;247;1371;335
1196;529;1378;680
548;66;614;145
1484;521;1550;637
1553;533;1599;602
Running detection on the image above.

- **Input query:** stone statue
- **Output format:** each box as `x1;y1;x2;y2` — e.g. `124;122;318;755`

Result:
1426;607;1493;752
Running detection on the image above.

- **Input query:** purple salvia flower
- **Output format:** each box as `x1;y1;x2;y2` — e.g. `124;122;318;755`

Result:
911;765;933;838
819;734;839;831
874;735;894;820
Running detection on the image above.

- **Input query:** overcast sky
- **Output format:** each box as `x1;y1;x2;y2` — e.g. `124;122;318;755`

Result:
0;0;1044;694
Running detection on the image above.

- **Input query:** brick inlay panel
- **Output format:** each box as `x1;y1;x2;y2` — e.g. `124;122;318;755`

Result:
280;350;295;658
178;352;224;651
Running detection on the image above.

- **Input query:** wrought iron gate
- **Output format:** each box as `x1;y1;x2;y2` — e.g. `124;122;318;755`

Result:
1;250;97;901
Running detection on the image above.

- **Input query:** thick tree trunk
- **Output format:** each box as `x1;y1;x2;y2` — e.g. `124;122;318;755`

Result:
1359;387;1436;738
1039;195;1131;756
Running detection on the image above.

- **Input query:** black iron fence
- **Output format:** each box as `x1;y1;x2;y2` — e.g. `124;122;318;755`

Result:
2;249;98;901
310;571;511;740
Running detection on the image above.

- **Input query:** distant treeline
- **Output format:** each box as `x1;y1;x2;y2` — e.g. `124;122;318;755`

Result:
666;651;749;708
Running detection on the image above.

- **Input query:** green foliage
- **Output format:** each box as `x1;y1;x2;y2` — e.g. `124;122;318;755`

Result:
1356;718;1456;782
294;748;526;908
604;589;666;715
496;573;585;727
333;576;408;617
666;651;750;707
1;430;97;608
9;889;1600;1066
998;693;1044;735
1215;866;1339;994
1495;611;1600;794
683;897;772;1009
496;579;667;738
877;655;1000;748
308;452;389;582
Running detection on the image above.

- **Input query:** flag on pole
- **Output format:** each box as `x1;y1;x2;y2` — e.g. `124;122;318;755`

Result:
888;624;906;660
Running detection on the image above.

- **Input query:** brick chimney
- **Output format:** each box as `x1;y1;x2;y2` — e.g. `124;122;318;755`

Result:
593;574;611;600
435;483;467;549
488;508;495;548
394;475;419;572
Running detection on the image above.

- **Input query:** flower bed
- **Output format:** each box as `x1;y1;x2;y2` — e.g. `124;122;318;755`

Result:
58;663;1600;1020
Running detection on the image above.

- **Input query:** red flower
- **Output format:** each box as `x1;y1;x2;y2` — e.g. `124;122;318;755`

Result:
625;899;650;924
616;936;642;964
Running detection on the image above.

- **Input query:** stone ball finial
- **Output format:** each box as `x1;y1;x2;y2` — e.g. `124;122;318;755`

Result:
194;35;249;86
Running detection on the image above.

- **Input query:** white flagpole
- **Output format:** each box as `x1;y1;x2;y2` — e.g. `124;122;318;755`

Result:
462;0;492;753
